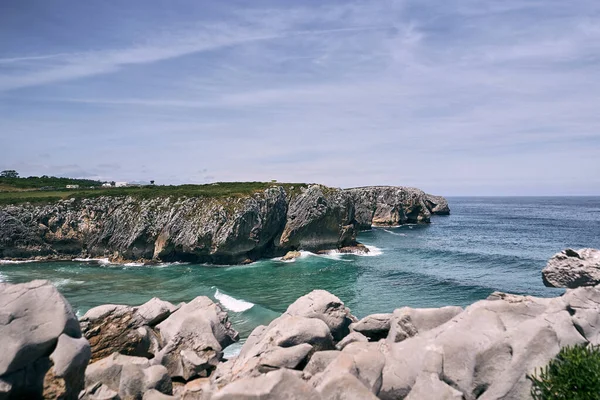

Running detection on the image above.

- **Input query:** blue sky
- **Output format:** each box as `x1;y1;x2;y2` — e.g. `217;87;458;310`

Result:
1;0;599;195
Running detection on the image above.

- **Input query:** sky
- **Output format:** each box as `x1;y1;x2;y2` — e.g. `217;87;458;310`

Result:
0;0;599;196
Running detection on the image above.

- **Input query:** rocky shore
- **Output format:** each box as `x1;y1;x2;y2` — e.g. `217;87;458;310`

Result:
0;185;449;265
1;248;600;399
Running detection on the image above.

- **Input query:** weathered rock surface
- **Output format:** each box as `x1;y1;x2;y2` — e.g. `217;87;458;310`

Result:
80;298;179;362
82;295;238;385
82;353;172;400
0;185;449;264
542;248;600;288
349;313;392;341
212;369;319;400
387;306;463;343
0;280;90;400
153;296;239;380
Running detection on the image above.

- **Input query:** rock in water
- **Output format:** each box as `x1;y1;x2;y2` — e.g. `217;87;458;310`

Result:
542;248;600;288
0;280;90;399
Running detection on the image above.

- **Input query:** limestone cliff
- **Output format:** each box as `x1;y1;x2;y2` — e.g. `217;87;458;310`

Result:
0;184;449;264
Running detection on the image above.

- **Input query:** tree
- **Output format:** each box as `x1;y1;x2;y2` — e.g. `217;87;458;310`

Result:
150;180;155;185
0;170;19;178
110;181;116;186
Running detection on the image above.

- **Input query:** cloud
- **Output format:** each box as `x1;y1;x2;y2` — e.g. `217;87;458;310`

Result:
0;0;599;194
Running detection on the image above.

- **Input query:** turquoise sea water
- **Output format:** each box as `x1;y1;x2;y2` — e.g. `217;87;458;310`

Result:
1;197;599;347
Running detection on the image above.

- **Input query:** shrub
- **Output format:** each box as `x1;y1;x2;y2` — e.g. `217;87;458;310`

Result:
528;343;600;400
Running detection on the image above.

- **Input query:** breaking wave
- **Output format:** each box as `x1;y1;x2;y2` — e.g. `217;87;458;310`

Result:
73;257;111;265
215;288;255;312
0;259;37;264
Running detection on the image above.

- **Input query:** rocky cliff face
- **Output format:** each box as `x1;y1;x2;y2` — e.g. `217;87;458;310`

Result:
0;185;449;264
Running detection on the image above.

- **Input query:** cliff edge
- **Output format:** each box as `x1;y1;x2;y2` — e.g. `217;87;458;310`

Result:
0;184;449;264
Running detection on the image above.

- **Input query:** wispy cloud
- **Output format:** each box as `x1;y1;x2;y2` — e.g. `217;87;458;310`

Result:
1;0;599;195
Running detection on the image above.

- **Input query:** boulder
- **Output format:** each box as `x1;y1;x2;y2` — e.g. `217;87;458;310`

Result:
350;313;392;340
542;248;600;288
285;290;357;341
0;280;88;400
311;342;385;395
303;351;341;377
387;306;462;343
317;372;379;400
81;298;179;363
153;296;238;380
84;353;172;400
378;289;589;400
335;332;368;350
212;314;333;386
212;369;321;400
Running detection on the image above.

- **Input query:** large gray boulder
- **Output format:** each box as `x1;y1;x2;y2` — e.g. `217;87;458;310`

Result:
542;248;600;288
377;290;593;400
284;290;357;341
153;296;239;381
0;280;90;400
350;313;392;340
387;306;462;343
212;369;320;400
83;353;172;400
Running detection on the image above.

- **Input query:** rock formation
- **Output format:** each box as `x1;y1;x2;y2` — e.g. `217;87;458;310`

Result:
0;185;449;264
0;280;91;400
542;248;600;288
4;265;600;399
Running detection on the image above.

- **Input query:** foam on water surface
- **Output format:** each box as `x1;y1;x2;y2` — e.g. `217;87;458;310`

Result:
215;288;255;312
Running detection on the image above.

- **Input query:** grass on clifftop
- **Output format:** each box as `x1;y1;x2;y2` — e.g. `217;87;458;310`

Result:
0;182;308;205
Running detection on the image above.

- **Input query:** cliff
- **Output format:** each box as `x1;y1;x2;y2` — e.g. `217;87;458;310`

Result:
0;184;449;264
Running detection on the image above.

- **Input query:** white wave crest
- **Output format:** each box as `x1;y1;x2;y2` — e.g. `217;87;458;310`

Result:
383;229;406;237
73;257;111;265
123;262;145;267
0;272;5;283
0;259;37;264
53;278;85;288
363;245;383;256
215;289;254;312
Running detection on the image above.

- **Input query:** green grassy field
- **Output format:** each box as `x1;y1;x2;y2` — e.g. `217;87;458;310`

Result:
0;182;308;205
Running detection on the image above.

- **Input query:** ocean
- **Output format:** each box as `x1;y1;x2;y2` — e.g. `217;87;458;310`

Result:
1;197;599;353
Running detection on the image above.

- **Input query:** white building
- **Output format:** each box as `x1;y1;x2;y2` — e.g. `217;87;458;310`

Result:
115;182;128;187
102;182;112;187
66;184;79;189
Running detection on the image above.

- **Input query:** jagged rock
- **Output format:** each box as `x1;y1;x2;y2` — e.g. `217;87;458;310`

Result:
285;290;357;341
281;250;302;261
136;298;179;326
335;332;368;350
0;185;448;264
211;369;321;400
350;313;392;340
387;306;462;343
153;296;238;380
43;334;92;400
378;289;592;400
0;280;88;400
542;248;600;288
212;308;335;387
84;353;172;400
80;297;176;363
311;342;385;395
81;304;150;362
79;383;120;400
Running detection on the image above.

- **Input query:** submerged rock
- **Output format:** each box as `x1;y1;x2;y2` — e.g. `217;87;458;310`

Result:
542;248;600;288
0;280;90;400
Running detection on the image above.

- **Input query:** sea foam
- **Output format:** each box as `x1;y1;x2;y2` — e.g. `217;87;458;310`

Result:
215;289;254;312
0;259;37;264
